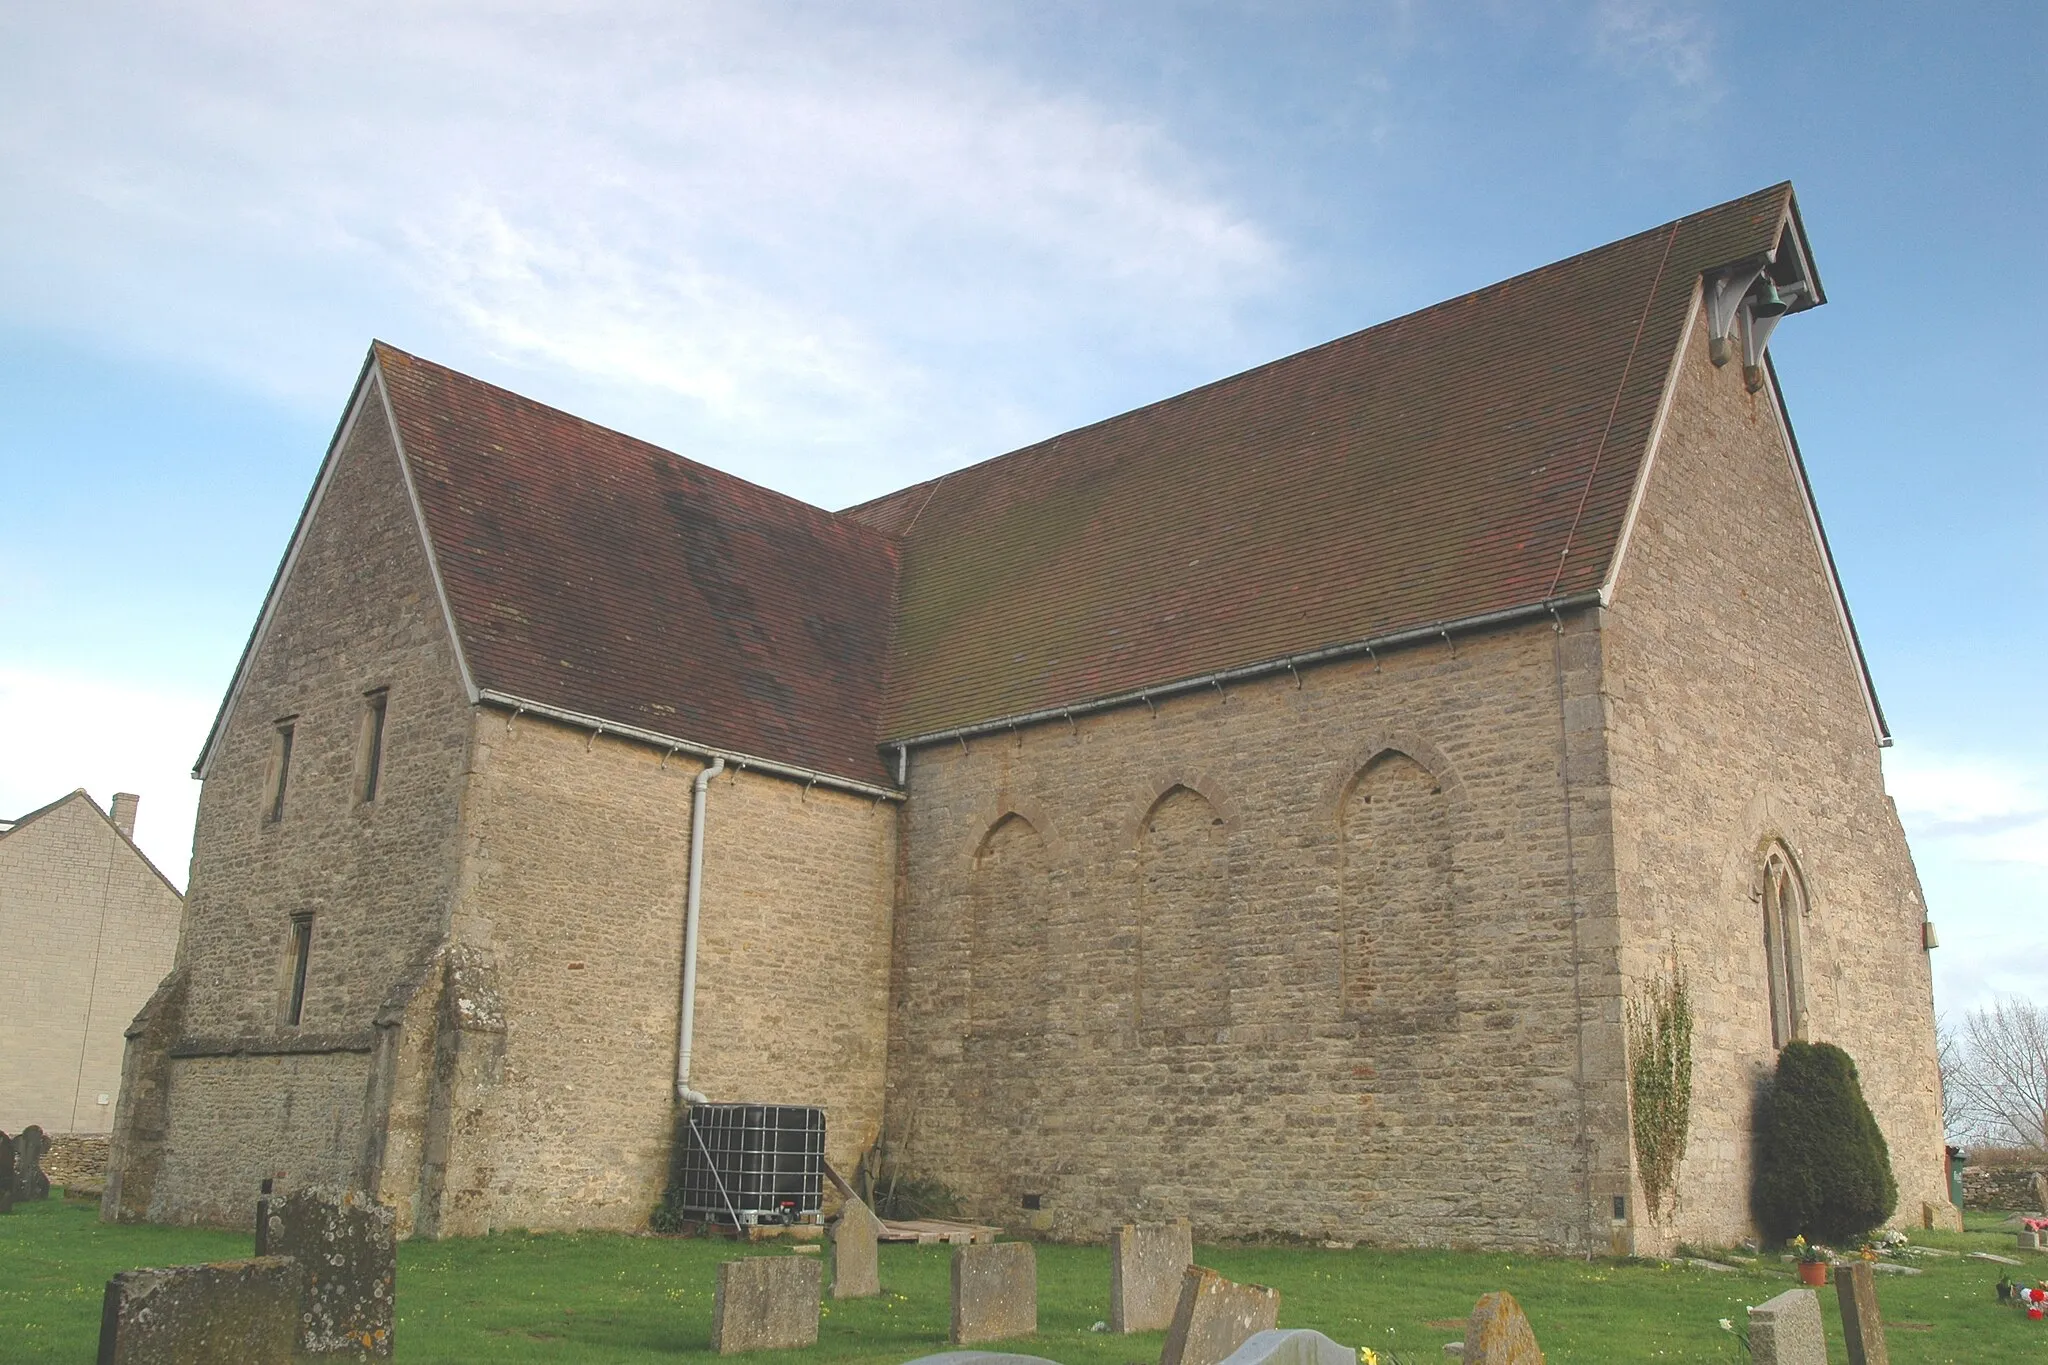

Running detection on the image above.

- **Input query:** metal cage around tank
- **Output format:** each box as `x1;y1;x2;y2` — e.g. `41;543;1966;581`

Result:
674;1103;826;1226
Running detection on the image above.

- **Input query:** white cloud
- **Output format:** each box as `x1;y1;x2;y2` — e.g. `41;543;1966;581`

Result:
1886;744;2048;1013
0;0;1284;498
1590;0;1717;91
0;668;213;889
1885;747;2048;869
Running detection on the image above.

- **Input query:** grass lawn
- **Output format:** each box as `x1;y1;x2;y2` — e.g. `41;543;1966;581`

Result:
3;1195;2042;1363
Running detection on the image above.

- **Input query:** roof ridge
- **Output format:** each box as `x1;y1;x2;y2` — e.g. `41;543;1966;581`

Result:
846;183;1793;529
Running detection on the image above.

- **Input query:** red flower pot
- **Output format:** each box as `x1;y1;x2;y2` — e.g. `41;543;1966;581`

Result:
1797;1261;1829;1286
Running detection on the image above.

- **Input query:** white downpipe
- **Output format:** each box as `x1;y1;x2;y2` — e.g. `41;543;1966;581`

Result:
676;756;726;1104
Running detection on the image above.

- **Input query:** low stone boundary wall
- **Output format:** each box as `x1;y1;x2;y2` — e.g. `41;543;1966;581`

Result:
1960;1166;2046;1212
47;1133;110;1191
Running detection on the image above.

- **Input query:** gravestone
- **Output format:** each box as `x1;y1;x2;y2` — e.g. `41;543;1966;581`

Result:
13;1125;51;1202
1111;1219;1194;1333
96;1256;304;1364
1747;1287;1827;1365
1834;1261;1889;1365
267;1187;397;1357
1216;1328;1355;1365
830;1194;883;1299
2021;1229;2042;1252
1459;1291;1542;1365
1159;1266;1280;1365
951;1241;1038;1345
711;1255;821;1353
0;1131;15;1214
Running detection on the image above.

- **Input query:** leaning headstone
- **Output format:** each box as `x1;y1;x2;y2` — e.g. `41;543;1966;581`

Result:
96;1256;305;1364
1747;1287;1827;1365
1834;1261;1889;1365
0;1132;15;1215
268;1187;397;1358
830;1195;884;1299
1216;1328;1355;1365
1459;1291;1542;1365
12;1125;51;1202
1111;1219;1194;1333
710;1256;821;1354
951;1241;1038;1345
1159;1266;1280;1365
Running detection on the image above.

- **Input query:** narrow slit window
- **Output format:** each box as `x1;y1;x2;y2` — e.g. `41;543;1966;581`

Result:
357;689;389;804
267;720;296;824
1762;849;1807;1048
285;914;314;1026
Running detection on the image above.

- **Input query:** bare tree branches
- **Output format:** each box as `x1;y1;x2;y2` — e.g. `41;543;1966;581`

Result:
1944;997;2048;1152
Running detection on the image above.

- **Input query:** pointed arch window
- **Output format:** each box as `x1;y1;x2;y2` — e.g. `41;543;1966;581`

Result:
1762;846;1808;1048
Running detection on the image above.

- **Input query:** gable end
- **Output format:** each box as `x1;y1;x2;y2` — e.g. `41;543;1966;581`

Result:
193;350;477;778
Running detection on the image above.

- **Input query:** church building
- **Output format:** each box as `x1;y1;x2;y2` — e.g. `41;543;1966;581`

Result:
107;183;1952;1253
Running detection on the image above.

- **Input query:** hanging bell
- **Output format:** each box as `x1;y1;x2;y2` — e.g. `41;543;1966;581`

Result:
1748;278;1790;318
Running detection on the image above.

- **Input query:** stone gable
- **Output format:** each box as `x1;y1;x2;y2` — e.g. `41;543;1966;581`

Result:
124;379;476;1226
1600;307;1947;1249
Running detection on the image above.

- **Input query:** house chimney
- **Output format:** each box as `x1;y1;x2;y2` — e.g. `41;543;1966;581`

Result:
111;792;140;840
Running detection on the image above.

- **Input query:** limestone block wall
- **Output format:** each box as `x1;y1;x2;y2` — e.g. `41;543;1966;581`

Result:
886;613;1627;1250
1601;310;1950;1250
130;385;475;1225
0;794;183;1134
427;711;895;1234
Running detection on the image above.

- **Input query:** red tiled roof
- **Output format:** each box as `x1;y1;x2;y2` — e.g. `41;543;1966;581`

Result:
370;185;1803;783
378;346;900;787
850;183;1799;740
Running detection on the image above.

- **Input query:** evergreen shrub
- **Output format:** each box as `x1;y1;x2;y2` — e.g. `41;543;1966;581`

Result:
1753;1040;1898;1243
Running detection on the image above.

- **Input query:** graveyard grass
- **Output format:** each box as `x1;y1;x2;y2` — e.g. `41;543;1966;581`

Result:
2;1197;2038;1364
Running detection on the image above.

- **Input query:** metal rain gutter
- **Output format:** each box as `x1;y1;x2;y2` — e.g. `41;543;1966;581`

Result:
887;591;1607;754
476;690;903;801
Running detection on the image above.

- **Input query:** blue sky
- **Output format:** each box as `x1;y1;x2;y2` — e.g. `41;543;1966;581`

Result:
2;1;2041;1014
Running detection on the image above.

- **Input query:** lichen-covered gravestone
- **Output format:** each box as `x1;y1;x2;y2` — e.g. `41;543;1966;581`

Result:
267;1187;396;1358
951;1241;1038;1345
0;1131;15;1215
1459;1291;1542;1365
12;1125;51;1202
711;1255;822;1353
1111;1219;1194;1333
1747;1287;1827;1365
96;1256;305;1364
830;1195;884;1298
1159;1266;1280;1365
1834;1261;1889;1365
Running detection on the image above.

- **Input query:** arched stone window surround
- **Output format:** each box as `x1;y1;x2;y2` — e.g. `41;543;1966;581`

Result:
967;799;1062;868
1121;769;1240;850
1128;775;1233;1030
1330;738;1460;1023
1321;731;1466;821
1752;837;1812;1048
966;807;1055;1039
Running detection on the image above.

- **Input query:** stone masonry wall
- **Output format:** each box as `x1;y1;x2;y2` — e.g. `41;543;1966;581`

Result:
1600;309;1951;1250
424;710;895;1234
886;612;1627;1251
0;794;183;1133
132;379;476;1226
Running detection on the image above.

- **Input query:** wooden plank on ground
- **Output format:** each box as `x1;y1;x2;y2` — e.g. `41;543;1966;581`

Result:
877;1218;1000;1245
